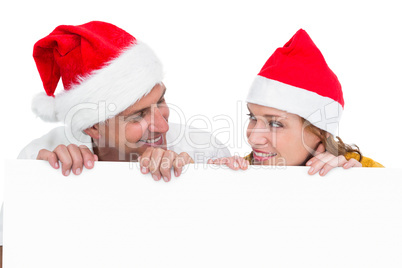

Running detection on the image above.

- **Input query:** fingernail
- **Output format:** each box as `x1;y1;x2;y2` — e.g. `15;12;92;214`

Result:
76;168;81;175
141;167;147;174
64;170;70;176
54;162;59;169
87;161;93;168
174;171;178;177
306;160;312;166
309;167;315;174
163;176;168;182
152;175;158;181
234;162;239;168
319;169;324;176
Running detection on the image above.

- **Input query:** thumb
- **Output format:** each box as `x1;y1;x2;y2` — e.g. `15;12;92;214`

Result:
313;143;326;156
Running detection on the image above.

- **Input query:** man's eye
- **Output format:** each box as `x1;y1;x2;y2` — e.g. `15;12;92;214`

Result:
127;112;145;122
247;113;256;121
157;98;166;106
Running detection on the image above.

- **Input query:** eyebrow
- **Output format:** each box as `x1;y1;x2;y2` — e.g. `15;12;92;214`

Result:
247;107;287;119
124;87;167;118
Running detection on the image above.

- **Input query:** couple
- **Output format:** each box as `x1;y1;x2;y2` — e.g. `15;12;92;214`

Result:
19;21;382;179
0;21;384;258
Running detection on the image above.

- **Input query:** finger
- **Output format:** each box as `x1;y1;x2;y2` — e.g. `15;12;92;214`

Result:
207;158;222;165
306;147;327;166
37;149;59;169
307;150;328;165
67;144;84;175
78;145;96;169
308;153;336;175
233;156;249;170
209;157;230;166
173;152;193;177
343;158;362;169
227;156;241;170
160;150;177;182
210;157;238;170
313;143;326;157
306;156;319;166
139;147;153;174
237;157;249;170
231;156;249;170
319;156;348;176
149;148;165;181
65;145;83;175
53;145;73;176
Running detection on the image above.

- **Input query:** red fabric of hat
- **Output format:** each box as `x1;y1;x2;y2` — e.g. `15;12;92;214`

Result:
34;21;136;97
246;29;344;136
31;21;163;134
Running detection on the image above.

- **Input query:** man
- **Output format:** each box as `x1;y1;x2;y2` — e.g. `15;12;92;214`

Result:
17;20;230;177
0;21;230;261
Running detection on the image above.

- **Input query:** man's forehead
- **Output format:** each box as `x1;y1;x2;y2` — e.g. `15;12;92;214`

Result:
120;84;166;116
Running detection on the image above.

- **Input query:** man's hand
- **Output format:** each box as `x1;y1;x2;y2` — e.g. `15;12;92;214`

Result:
207;156;249;170
36;145;98;176
306;144;362;176
139;147;194;182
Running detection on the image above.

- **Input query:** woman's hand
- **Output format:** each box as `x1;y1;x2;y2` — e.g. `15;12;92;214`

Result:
36;144;98;176
138;147;194;182
306;144;362;176
207;156;249;171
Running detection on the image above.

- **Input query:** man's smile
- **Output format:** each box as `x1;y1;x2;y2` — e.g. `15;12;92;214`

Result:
140;135;164;146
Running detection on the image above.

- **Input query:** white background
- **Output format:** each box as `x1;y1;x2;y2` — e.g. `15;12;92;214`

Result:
4;161;402;267
1;0;402;203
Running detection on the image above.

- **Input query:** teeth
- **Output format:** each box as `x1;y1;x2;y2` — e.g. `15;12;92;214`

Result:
142;136;161;143
254;151;276;157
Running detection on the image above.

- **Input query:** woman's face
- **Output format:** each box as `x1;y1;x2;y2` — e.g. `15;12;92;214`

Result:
246;103;321;166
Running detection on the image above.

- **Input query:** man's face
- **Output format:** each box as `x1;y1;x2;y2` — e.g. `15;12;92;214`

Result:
97;83;169;160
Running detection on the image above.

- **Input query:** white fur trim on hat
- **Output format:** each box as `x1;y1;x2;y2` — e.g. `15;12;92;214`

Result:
31;41;163;134
246;75;343;136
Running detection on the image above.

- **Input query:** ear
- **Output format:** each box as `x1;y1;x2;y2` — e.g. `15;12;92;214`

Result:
84;124;101;140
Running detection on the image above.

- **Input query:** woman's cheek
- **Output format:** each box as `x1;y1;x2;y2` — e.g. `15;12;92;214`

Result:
246;121;255;139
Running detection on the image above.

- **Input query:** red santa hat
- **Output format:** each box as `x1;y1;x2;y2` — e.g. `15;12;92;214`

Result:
32;21;163;134
246;29;344;136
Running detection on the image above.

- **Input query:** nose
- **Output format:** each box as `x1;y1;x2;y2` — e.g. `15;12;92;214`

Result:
147;105;169;133
247;120;270;147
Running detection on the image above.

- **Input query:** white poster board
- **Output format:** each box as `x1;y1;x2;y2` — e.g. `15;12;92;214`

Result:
4;160;402;267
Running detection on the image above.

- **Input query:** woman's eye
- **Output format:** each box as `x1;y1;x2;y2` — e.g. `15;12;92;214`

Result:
247;113;256;121
269;121;283;128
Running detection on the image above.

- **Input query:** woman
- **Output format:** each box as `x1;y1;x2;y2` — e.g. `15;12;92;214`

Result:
208;29;383;175
32;28;381;178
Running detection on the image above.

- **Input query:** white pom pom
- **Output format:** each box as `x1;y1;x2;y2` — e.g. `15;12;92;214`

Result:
31;92;59;122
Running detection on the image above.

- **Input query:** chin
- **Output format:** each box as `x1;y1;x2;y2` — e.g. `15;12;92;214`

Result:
261;157;287;166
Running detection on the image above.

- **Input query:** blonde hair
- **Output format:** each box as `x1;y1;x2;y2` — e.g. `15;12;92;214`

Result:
302;118;362;162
